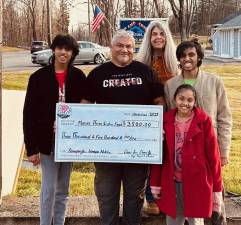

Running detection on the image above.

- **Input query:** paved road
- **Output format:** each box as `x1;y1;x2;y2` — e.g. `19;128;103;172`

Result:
2;51;97;73
2;51;41;72
3;50;240;73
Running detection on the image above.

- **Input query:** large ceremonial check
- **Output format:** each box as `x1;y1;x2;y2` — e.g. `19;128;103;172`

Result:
55;103;163;164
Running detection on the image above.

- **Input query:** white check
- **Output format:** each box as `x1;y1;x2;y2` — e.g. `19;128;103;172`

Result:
55;103;163;164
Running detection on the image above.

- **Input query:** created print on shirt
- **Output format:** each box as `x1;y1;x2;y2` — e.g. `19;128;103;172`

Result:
103;73;143;88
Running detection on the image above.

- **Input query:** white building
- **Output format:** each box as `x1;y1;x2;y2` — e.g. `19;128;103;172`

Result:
212;13;241;59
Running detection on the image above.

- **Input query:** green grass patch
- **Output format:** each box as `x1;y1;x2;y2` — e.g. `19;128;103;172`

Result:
202;64;241;194
15;168;95;196
15;169;41;197
70;171;95;196
1;46;28;52
3;72;31;90
15;64;241;196
72;162;95;172
2;67;93;90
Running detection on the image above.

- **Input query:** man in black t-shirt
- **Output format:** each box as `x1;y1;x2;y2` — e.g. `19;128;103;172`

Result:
82;30;164;225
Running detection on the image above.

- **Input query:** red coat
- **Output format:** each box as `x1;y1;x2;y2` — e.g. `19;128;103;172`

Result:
150;107;222;218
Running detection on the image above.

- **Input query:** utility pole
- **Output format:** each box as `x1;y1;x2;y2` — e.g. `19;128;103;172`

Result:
0;0;3;204
47;0;52;46
88;0;91;40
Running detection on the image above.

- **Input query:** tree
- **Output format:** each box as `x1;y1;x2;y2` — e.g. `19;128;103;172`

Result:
91;0;116;46
168;0;185;40
153;0;168;18
46;0;52;45
168;0;198;41
2;0;56;46
195;0;241;35
19;0;37;40
185;0;197;37
140;0;144;17
88;0;168;45
56;0;70;34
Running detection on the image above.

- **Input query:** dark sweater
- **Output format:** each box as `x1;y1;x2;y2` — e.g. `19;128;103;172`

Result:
23;65;86;156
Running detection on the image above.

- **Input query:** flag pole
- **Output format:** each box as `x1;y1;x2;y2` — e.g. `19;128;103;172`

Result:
104;17;115;32
95;4;115;33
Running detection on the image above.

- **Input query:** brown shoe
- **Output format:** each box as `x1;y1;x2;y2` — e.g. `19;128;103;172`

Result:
143;202;160;215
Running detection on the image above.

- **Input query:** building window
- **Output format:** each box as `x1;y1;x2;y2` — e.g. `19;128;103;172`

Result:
222;30;230;56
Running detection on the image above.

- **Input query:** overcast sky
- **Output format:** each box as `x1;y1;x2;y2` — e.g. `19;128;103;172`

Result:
69;1;91;30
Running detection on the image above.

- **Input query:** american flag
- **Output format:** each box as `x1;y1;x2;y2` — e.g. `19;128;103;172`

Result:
91;5;105;32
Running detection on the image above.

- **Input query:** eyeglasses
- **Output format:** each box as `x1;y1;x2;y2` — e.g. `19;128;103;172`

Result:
115;43;134;50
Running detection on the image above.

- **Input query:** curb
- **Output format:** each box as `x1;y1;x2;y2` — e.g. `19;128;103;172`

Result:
204;55;241;63
0;216;240;225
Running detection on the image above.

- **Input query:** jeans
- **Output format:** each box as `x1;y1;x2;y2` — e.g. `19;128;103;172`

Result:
40;153;72;225
94;162;148;225
166;182;204;225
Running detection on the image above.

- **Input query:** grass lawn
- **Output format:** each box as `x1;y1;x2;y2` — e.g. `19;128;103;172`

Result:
2;66;93;90
9;63;241;196
1;46;28;52
2;72;30;90
16;169;95;197
202;64;241;194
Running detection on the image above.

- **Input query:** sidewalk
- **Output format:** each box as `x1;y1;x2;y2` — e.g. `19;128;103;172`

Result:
0;195;240;225
204;50;241;63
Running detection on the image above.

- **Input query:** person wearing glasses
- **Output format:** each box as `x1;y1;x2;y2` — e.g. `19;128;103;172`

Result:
81;29;165;225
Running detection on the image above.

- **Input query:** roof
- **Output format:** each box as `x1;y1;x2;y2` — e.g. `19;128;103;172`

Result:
218;14;241;29
216;12;241;25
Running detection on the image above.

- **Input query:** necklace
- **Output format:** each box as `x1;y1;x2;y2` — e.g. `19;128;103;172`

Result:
58;84;65;102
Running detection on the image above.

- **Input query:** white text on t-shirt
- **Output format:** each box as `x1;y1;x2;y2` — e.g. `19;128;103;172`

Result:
103;77;143;88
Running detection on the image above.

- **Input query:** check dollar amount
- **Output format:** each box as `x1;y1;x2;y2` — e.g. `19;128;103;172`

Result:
76;119;158;128
55;104;163;164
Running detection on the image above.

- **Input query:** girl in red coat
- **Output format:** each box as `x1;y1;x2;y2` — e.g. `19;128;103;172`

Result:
150;84;223;225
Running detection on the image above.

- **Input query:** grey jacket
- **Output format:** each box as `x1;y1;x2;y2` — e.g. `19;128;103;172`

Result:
164;69;232;158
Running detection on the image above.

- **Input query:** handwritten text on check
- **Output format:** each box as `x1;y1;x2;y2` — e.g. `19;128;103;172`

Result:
55;104;163;164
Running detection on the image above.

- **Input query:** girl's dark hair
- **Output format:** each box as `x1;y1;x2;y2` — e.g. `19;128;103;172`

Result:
176;41;204;67
174;84;197;102
50;34;79;65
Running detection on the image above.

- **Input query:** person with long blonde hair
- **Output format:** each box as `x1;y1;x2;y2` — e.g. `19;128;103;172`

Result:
137;20;178;85
137;20;178;215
